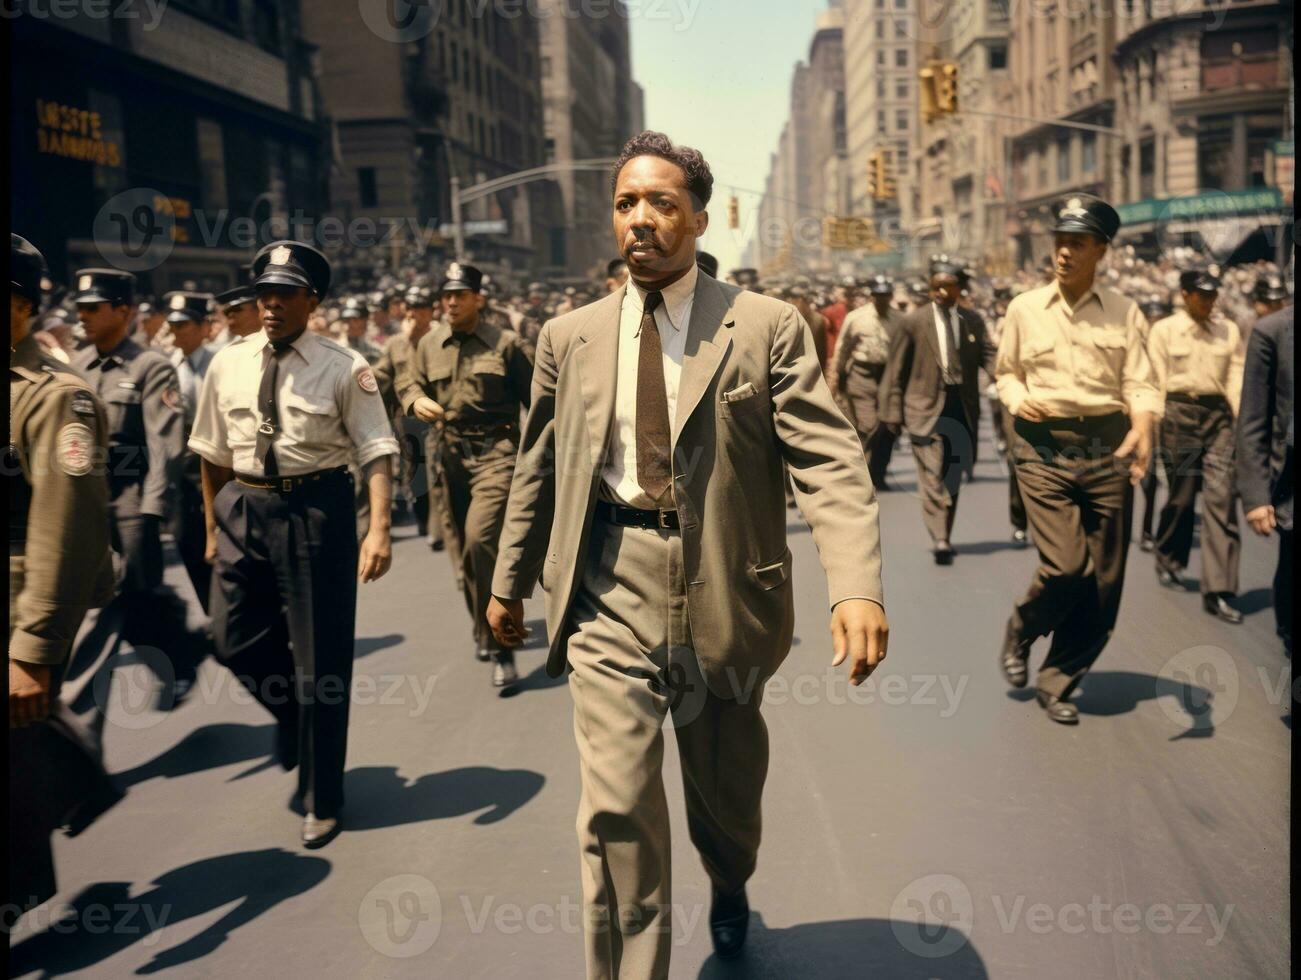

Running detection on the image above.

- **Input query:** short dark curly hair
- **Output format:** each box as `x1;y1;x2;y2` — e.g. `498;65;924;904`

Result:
610;131;714;210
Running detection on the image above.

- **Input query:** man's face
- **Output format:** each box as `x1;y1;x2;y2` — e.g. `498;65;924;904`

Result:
373;308;391;328
1053;232;1108;290
930;275;960;308
872;293;892;316
1184;289;1218;321
613;155;707;284
409;305;434;329
443;290;483;329
10;293;34;348
257;286;318;341
143;312;166;339
1254;298;1285;317
224;302;261;337
170;318;207;357
345;316;367;339
77;302;131;349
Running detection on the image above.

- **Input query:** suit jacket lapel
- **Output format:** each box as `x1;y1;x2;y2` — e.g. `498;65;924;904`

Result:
573;287;624;468
674;275;734;440
919;302;943;368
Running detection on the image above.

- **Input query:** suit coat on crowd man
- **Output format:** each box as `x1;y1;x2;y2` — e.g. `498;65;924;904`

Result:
1237;304;1294;653
996;195;1159;726
486;131;888;978
880;260;997;563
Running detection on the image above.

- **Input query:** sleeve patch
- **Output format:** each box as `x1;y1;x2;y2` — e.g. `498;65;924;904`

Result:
161;386;181;411
357;368;378;394
57;423;95;476
71;390;97;417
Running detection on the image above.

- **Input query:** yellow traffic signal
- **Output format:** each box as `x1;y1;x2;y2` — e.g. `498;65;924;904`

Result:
728;195;739;229
880;150;897;200
865;152;879;199
937;62;959;114
871;151;890;201
919;64;939;122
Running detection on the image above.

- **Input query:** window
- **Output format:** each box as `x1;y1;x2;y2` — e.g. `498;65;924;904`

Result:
1081;132;1097;173
251;0;280;54
1056;135;1071;183
1139;136;1155;198
989;44;1007;70
877;50;887;67
541;56;551;78
895;0;906;9
895;49;908;67
896;109;908;131
877;78;886;98
358;167;378;208
896;78;909;99
878;110;887;131
196;118;226;209
876;20;885;38
895;21;908;37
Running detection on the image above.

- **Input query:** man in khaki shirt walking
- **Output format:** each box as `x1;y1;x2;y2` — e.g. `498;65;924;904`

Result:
1147;268;1246;622
834;274;898;488
996;195;1160;725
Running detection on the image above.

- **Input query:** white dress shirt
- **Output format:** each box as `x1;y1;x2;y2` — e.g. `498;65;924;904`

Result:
932;303;960;374
189;329;398;476
601;263;698;508
173;345;214;425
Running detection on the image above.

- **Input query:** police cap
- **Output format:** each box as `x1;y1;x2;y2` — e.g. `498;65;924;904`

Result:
251;240;331;297
868;275;893;295
1252;274;1289;302
1051;194;1121;242
440;262;483;293
1179;268;1220;294
216;284;257;310
74;268;136;306
163;291;215;324
10;234;46;306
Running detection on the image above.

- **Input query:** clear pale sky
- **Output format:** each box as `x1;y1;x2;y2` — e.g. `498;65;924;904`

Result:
627;0;831;275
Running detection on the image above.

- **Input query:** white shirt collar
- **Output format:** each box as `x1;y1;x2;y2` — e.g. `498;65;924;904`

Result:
250;327;313;363
628;263;698;332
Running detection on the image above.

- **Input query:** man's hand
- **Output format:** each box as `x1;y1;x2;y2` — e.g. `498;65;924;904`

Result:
1247;504;1277;536
1115;414;1153;485
883;421;902;438
830;598;889;686
1016;398;1050;423
358;529;392;583
204;529;218;565
413;397;445;424
9;660;54;728
487;596;530;649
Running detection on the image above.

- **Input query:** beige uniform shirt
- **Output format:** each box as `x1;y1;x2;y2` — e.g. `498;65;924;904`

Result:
189;330;399;476
833;305;893;383
996;280;1161;419
1147;309;1245;416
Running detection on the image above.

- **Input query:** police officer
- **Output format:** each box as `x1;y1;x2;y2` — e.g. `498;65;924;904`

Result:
213;284;261;348
995;195;1160;724
988;286;1030;546
9;235;119;911
834;274;898;489
373;286;443;550
404;262;534;688
68;268;192;712
189;241;398;848
340;296;382;364
1147;268;1246;623
1137;296;1173;551
1251;274;1290;321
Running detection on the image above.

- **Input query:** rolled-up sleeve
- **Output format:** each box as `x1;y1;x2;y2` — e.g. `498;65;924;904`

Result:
187;355;232;466
339;352;399;466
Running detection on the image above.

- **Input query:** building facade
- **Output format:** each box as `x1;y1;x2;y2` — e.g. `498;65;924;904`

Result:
11;0;327;295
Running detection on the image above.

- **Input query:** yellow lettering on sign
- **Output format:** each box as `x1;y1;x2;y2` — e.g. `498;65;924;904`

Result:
35;98;121;167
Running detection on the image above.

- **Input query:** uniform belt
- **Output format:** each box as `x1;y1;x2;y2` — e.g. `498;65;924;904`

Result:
850;360;886;379
235;467;348;493
1166;392;1227;407
595;499;680;531
444;421;518;439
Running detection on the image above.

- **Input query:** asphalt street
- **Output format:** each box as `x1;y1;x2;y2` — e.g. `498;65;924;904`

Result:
8;415;1290;979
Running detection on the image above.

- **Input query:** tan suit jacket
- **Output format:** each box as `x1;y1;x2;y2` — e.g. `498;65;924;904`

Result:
491;273;883;697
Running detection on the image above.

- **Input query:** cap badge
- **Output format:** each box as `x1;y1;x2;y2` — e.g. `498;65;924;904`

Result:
1062;197;1088;219
447;262;463;280
170;294;187;310
78;274;92;291
270;245;293;266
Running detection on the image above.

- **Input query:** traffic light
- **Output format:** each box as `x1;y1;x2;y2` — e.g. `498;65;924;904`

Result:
728;195;739;229
937;62;959;114
919;64;939;122
866;151;879;199
871;151;891;201
880;150;897;200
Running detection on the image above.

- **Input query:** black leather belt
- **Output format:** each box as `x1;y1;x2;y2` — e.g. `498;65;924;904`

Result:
1166;392;1227;407
445;421;518;439
596;499;680;531
235;467;347;493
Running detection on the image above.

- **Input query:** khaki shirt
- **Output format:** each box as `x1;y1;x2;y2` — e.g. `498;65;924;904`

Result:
189;330;399;476
834;305;894;386
402;319;534;429
373;330;426;416
9;334;113;665
1147;309;1245;416
996;280;1161;419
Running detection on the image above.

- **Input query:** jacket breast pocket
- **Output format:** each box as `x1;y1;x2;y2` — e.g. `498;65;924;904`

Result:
282;391;339;440
718;382;768;420
104;389;143;437
472;354;508;404
1085;331;1127;380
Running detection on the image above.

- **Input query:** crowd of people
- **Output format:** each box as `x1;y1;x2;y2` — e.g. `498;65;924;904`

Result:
8;130;1294;974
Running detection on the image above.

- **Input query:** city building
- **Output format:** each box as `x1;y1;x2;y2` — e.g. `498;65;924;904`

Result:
11;0;328;295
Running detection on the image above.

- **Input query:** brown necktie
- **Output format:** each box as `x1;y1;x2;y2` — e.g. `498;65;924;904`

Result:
942;308;962;385
635;291;672;504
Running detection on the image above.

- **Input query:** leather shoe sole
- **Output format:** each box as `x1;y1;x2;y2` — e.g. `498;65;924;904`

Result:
301;814;341;849
1034;690;1078;725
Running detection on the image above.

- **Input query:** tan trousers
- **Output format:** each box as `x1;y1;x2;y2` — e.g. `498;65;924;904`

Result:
909;389;973;545
567;516;767;980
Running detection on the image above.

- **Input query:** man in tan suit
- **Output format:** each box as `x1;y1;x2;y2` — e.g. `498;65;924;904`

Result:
487;132;888;978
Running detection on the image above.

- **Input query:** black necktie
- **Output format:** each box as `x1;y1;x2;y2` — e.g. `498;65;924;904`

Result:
254;334;300;476
635;291;672;504
943;308;962;385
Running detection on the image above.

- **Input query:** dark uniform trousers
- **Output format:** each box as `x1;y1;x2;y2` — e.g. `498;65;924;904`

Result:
210;470;358;819
1010;412;1132;699
997;405;1028;533
843;362;893;488
1154;395;1240;595
910;386;974;543
439;430;517;648
174;455;212;612
1139;431;1161;540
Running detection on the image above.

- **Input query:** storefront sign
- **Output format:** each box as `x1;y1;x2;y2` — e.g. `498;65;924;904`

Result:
35;98;122;167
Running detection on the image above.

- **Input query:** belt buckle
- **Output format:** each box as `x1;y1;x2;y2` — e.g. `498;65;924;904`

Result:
258;422;275;436
657;509;674;529
280;478;293;493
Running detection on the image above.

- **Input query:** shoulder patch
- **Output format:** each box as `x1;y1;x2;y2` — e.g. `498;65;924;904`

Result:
356;368;379;394
57;423;95;476
71;390;98;417
161;385;181;411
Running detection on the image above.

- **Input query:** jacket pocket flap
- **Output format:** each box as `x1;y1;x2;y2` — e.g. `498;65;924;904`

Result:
750;548;792;590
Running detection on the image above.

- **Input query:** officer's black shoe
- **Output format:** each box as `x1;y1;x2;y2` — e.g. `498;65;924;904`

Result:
1203;593;1244;625
1034;689;1079;725
1156;565;1184;590
1139;533;1155;553
492;651;518;691
709;886;750;960
301;813;340;849
429;536;445;552
1000;620;1030;689
475;644;493;663
933;541;954;565
1011;528;1028;547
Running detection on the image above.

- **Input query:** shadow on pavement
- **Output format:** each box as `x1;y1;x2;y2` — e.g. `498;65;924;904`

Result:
696;912;987;978
112;723;277;789
505;662;568;695
341;765;544;828
1235;587;1273;616
7;848;330;977
1068;670;1219;738
355;633;405;659
953;538;1027;556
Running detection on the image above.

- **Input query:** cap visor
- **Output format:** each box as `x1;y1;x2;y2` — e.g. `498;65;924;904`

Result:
440;283;474;293
74;292;115;304
254;271;313;291
165;312;197;324
1053;219;1108;239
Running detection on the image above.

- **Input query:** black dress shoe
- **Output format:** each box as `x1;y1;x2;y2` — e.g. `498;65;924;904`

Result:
710;886;750;960
302;813;341;849
1139;533;1154;553
1011;529;1028;547
492;650;519;691
933;542;954;565
1156;565;1184;590
1000;620;1030;688
1203;593;1243;624
1034;689;1079;725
